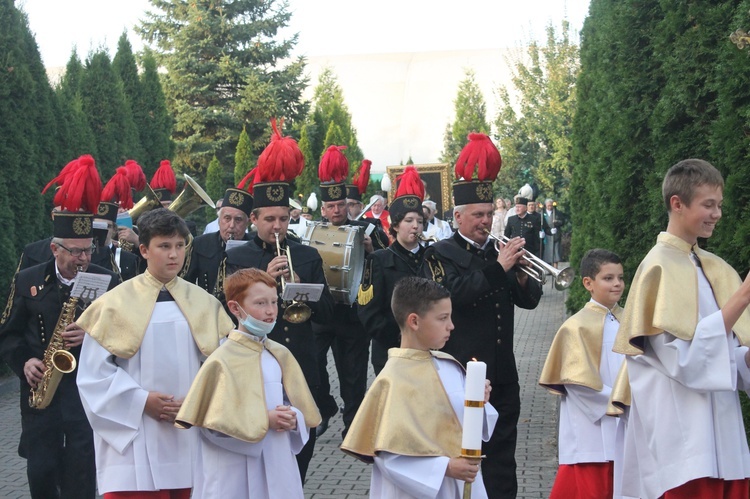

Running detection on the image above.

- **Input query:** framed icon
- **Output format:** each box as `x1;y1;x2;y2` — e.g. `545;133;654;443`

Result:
385;163;452;219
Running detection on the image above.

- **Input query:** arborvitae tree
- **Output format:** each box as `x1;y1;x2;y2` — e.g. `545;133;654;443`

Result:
494;21;579;203
55;53;98;160
136;49;173;177
0;0;64;294
712;2;750;270
234;126;253;186
296;68;364;198
113;32;146;163
440;69;490;166
138;0;307;178
568;0;664;311
80;50;141;177
206;155;223;204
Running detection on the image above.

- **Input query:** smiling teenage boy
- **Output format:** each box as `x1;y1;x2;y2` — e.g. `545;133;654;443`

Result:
614;159;750;499
76;209;234;498
341;276;498;498
540;249;625;498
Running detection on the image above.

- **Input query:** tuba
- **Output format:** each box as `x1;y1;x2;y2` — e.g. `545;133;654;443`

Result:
128;184;162;223
169;174;215;219
29;267;81;409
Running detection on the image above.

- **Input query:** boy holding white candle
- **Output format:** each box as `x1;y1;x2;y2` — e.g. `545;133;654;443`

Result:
539;249;626;498
341;276;498;498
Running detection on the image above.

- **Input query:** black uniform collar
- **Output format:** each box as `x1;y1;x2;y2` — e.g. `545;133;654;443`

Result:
452;231;495;258
253;234;287;255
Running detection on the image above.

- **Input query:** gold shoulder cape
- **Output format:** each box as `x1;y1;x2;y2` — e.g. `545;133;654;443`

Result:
340;348;464;463
539;302;623;395
614;232;750;356
174;331;321;442
606;362;631;416
77;270;233;358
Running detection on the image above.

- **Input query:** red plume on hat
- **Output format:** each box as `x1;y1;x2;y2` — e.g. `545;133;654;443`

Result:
454;133;502;182
41;158;80;195
151;160;177;193
254;118;304;183
318;145;349;183
395;166;425;200
237;168;257;194
123;160;146;192
52;155;103;212
353;159;371;195
102;167;134;210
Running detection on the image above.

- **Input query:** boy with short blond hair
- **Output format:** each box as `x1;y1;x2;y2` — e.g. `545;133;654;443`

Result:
540;249;625;498
341;277;498;498
614;159;750;498
175;268;320;499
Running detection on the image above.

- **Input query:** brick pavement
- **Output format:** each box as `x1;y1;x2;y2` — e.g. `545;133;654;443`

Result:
0;285;567;499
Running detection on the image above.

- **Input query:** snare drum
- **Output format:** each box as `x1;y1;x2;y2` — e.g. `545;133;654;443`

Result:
301;222;364;305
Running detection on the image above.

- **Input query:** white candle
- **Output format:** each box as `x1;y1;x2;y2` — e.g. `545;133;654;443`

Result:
464;360;486;401
461;360;487;453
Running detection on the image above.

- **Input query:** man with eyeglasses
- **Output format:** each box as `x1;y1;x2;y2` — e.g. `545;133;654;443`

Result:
0;207;119;499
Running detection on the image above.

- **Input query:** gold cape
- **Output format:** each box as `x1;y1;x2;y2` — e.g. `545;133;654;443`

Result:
77;270;233;358
606;362;631;417
340;348;464;464
613;232;750;356
539;302;623;395
174;331;321;442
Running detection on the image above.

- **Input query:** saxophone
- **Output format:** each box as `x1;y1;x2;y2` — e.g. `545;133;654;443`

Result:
28;268;81;409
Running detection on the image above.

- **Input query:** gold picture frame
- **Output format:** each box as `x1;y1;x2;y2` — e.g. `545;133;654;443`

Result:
385;163;452;219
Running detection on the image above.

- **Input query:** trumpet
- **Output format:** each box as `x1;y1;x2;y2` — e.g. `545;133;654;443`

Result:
274;233;312;323
483;229;575;290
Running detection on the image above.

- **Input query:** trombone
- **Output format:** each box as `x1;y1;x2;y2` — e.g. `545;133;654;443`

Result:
483;229;575;290
274;232;312;323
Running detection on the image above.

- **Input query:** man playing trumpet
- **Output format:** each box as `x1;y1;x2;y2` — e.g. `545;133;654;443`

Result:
423;134;542;499
225;120;334;482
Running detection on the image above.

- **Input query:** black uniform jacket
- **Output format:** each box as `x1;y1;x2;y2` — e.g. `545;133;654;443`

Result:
504;212;550;257
225;235;335;387
423;232;542;385
182;230;252;299
18;237;138;281
357;241;426;348
0;260;119;417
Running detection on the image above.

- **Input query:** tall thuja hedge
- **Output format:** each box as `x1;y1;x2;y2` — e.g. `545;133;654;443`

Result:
0;1;67;296
711;1;750;271
568;0;665;311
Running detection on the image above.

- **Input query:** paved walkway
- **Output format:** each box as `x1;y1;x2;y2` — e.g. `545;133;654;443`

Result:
0;285;566;498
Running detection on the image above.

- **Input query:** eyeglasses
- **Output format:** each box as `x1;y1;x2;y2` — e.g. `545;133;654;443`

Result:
56;243;96;257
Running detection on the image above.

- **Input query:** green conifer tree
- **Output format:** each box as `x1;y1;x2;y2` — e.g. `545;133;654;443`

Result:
440;69;490;165
234;126;254;186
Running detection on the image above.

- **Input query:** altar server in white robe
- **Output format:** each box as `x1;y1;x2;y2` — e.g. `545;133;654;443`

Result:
175;268;321;498
76;209;234;498
341;277;498;498
614;159;750;499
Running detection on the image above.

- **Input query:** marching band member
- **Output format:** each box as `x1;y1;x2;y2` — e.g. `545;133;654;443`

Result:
0;155;119;499
357;166;427;375
314;146;387;439
346;160;371;221
225;120;334;481
423;133;542;498
181;181;254;303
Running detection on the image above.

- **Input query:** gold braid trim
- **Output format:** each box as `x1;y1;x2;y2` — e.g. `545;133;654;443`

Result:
1;254;22;325
426;256;445;284
179;245;193;279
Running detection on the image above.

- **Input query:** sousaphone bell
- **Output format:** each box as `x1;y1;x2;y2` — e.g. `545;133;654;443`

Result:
169;173;216;218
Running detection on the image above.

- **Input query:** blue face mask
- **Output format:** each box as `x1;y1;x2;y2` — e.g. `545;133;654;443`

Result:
237;305;276;338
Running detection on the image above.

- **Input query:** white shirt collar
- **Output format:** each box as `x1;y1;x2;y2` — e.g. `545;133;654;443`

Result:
54;261;75;287
457;231;491;250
